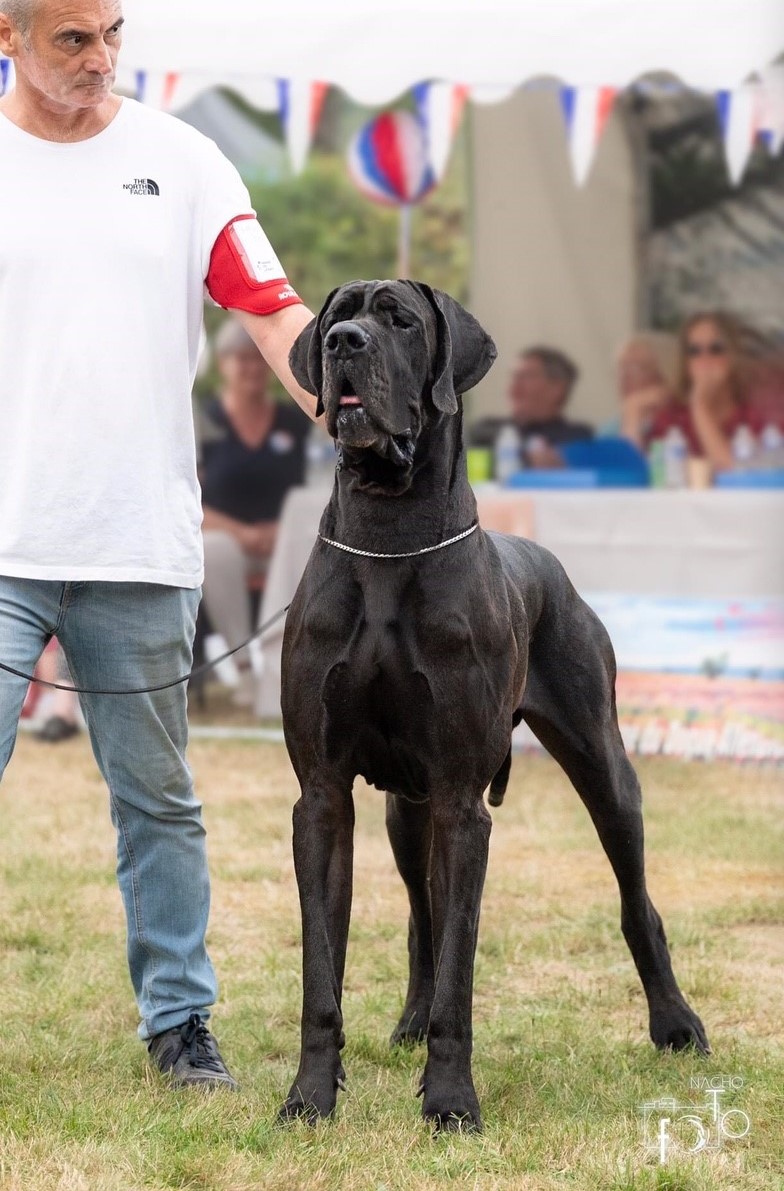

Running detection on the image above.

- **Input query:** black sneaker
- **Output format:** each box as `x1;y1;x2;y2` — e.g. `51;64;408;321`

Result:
35;715;80;743
148;1013;237;1090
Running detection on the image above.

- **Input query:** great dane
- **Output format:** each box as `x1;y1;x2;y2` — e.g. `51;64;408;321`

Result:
279;280;709;1131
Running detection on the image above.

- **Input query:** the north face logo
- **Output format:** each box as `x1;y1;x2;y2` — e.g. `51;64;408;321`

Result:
123;178;160;196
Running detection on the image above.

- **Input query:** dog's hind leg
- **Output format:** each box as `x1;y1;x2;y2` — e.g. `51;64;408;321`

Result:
521;593;710;1054
280;780;355;1122
386;793;435;1046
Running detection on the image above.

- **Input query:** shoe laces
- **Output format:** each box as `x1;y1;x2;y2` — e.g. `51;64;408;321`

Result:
180;1013;225;1074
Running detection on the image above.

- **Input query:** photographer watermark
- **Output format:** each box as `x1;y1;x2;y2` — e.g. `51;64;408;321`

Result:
641;1075;750;1164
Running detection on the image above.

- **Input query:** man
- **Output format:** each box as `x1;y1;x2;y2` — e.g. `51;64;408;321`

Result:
0;0;317;1088
470;345;593;468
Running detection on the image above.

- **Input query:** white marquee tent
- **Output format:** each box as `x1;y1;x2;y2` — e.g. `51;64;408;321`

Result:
118;1;783;421
121;0;780;102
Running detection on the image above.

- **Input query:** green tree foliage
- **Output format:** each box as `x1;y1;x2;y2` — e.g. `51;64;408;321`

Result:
248;156;398;308
246;149;470;311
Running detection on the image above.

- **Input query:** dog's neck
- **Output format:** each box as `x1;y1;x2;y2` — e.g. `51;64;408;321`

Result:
321;408;477;554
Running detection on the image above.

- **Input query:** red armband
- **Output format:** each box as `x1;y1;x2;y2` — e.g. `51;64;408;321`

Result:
206;215;302;315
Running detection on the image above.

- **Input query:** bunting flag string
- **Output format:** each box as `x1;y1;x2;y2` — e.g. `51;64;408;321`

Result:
86;64;781;187
0;57;14;97
716;86;760;185
412;81;470;181
276;79;328;175
134;69;180;111
757;69;784;156
559;84;616;186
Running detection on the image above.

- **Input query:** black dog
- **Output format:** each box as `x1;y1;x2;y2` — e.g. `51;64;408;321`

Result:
280;281;709;1131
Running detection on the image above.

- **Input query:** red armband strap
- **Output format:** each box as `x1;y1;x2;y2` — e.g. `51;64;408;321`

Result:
206;215;302;315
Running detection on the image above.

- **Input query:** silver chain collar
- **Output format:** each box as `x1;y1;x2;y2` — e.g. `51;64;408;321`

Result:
318;521;478;559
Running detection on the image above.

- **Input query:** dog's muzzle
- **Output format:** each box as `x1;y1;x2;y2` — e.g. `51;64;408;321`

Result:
323;320;412;457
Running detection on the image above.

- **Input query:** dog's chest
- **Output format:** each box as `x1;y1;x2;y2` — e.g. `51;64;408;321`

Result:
313;574;499;779
330;571;476;683
284;549;524;796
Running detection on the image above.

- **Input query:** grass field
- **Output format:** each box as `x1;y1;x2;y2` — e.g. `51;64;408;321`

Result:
1;732;782;1190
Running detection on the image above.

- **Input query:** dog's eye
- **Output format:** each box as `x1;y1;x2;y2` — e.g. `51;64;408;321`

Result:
387;311;412;329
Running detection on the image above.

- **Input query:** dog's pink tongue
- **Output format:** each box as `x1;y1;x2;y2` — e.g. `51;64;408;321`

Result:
339;396;363;406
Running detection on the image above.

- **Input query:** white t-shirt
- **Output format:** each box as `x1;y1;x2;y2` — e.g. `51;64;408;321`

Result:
0;98;286;587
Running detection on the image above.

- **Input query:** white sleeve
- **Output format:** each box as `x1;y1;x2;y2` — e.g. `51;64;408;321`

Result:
197;138;256;278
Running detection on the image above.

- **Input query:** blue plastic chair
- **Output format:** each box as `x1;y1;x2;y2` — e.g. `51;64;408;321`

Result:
559;436;650;487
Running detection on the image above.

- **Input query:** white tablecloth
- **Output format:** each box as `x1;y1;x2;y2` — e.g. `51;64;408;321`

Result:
256;486;784;716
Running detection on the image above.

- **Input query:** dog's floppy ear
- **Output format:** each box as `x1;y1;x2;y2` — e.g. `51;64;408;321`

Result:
408;283;497;414
288;286;341;417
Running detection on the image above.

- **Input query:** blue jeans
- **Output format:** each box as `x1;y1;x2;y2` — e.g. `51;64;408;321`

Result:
0;577;217;1040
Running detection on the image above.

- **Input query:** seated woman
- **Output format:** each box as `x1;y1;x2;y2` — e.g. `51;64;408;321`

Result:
26;637;81;742
606;331;677;442
198;319;309;707
631;311;784;473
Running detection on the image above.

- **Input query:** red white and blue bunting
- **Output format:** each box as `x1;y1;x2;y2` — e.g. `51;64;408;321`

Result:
134;69;180;111
559;84;617;186
3;57;783;188
716;72;784;183
716;86;760;185
753;66;784;156
0;57;14;96
276;80;329;175
413;81;470;182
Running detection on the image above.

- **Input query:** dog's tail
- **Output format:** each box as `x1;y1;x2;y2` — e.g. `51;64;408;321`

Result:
488;749;511;807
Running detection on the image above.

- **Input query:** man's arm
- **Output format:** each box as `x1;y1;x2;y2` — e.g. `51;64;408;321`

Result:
233;305;319;423
203;214;318;419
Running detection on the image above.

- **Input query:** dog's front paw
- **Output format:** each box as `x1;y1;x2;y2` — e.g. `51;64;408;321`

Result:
650;998;711;1054
418;1077;482;1133
278;1068;344;1124
278;1092;323;1125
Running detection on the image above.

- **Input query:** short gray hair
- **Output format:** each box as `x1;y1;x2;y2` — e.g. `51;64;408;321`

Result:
214;318;261;357
522;345;579;394
2;0;37;36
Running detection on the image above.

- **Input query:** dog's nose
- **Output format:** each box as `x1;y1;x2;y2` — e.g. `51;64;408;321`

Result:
324;321;370;357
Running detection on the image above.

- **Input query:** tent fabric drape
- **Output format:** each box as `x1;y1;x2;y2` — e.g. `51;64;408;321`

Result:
119;0;782;106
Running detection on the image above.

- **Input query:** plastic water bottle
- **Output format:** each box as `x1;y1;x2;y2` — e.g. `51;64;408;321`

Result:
662;425;688;488
648;438;666;488
306;425;337;486
759;422;784;469
494;424;521;484
731;424;757;470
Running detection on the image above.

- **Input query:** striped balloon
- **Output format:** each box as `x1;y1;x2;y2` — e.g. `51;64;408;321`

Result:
348;110;436;206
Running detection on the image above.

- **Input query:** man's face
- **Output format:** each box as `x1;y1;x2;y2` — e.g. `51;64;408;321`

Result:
3;0;123;113
508;354;567;424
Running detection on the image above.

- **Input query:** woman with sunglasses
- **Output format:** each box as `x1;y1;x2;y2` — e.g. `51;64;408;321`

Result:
627;311;782;474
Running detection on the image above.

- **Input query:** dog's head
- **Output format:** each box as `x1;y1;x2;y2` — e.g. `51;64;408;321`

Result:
289;280;496;494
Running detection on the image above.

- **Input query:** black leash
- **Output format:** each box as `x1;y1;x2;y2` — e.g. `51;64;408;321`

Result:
0;602;291;696
3;516;476;697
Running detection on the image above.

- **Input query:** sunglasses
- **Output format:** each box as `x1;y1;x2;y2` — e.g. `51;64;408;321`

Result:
686;341;727;358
